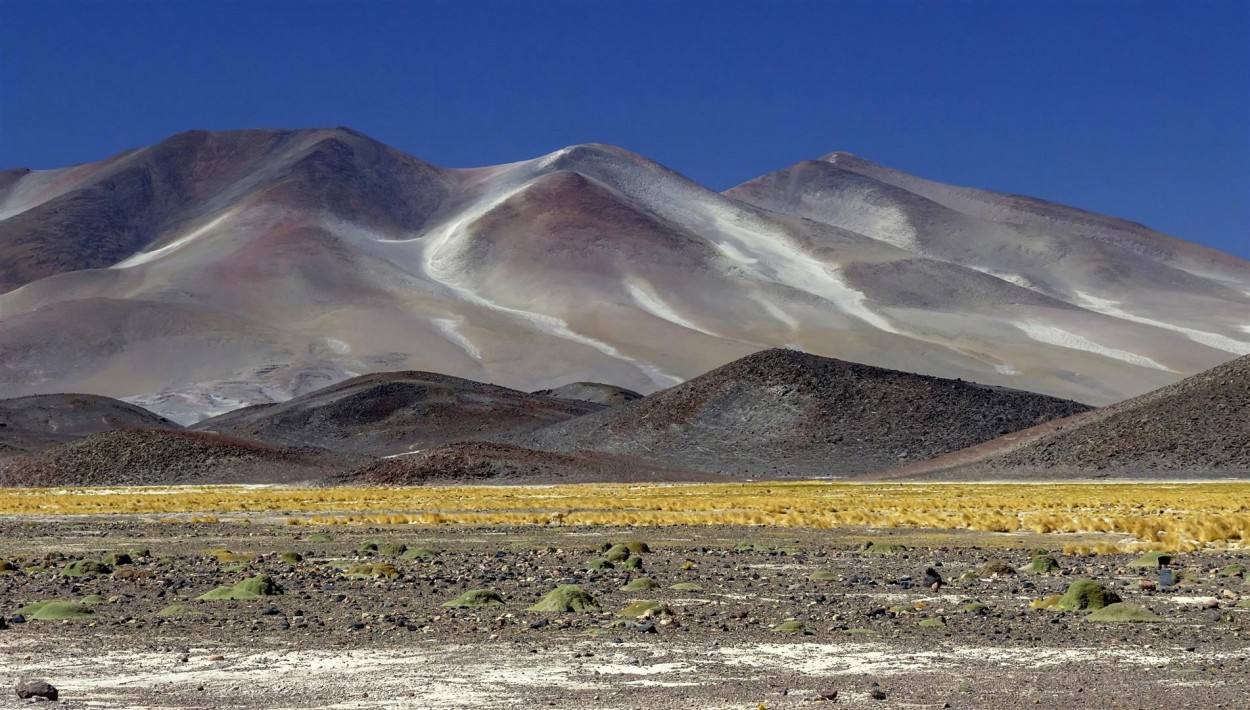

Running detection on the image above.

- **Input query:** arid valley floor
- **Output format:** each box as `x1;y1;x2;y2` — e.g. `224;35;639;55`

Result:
2;484;1248;709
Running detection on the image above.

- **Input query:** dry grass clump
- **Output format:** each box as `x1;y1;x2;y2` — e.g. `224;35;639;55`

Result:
3;482;1249;553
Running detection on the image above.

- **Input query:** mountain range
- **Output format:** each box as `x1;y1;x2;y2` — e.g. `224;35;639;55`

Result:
1;128;1246;423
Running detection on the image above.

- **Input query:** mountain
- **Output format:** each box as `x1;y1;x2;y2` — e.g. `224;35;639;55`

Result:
190;371;603;456
0;429;353;487
868;354;1250;479
1;129;1245;422
532;382;643;406
0;393;178;453
506;349;1092;476
338;442;713;485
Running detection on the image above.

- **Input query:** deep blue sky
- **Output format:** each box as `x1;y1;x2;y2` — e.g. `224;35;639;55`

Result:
2;0;1247;257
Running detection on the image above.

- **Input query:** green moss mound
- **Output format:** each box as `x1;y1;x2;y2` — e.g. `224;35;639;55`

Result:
306;533;334;542
1056;580;1122;611
198;575;284;601
80;594;106;605
862;542;907;555
400;547;439;561
31;601;97;621
624;541;651;554
443;589;504;608
279;552;303;564
603;544;632;562
962;602;989;615
128;547;151;558
378;542;408;557
585;558;615;570
157;603;206;618
0;560;16;572
102;552;132;567
980;560;1016;576
345;562;399;579
621;577;659;592
1217;564;1246;577
1130;551;1173;568
1087;603;1161;623
670;582;703;592
809;570;838;581
356;541;380;555
622;556;644;570
1030;594;1062;610
618;600;663;617
63;559;111;578
733;542;769;552
529;585;598;612
223;563;252;574
207;549;252;563
918;616;947;628
773;620;808;634
1027;554;1062;574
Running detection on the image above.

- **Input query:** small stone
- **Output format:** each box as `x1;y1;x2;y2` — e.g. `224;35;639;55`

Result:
16;679;58;700
819;687;838;701
869;687;887;700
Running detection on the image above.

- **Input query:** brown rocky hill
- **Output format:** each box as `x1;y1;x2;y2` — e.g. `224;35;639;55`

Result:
508;348;1092;476
192;371;603;456
532;382;643;406
338;442;713;486
0;429;352;486
0;393;178;453
869;354;1250;479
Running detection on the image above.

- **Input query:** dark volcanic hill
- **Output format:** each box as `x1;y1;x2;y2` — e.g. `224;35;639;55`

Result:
339;442;714;486
0;429;352;486
869;354;1250;479
532;382;643;406
192;371;604;456
508;348;1093;476
0;393;178;453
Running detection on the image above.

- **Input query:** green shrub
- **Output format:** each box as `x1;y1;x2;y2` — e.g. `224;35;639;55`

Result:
63;559;111;578
961;602;989;615
345;562;399;579
128;547;151;558
670;582;702;592
1217;564;1246;577
918;616;947;628
621;577;659;592
603;544;632;562
624;541;651;554
1130;551;1173;568
980;560;1016;576
279;552;304;564
1086;603;1161;623
356;541;380;556
102;552;132;567
198;575;284;601
618;600;663;617
622;556;644;570
1027;554;1062;574
809;570;838;581
529;585;597;612
1055;580;1121;611
378;542;408;557
157;603;206;618
29;601;97;621
443;589;504;608
585;558;615;570
773;620;807;634
862;542;907;555
307;533;333;543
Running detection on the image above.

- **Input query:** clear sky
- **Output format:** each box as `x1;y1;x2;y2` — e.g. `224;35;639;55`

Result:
2;0;1247;258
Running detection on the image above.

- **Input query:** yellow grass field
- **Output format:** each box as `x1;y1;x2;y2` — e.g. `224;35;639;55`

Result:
2;481;1248;553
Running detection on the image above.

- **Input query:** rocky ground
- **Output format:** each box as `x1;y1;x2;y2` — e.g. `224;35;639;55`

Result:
1;521;1247;708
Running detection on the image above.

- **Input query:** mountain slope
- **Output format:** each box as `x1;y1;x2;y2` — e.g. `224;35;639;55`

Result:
1;129;1246;421
0;393;178;453
507;349;1092;476
868;354;1250;479
191;371;603;456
